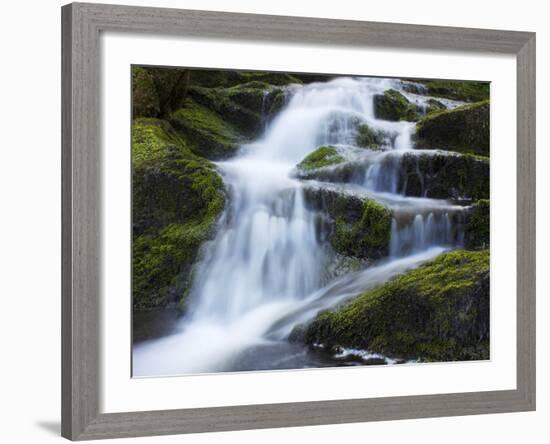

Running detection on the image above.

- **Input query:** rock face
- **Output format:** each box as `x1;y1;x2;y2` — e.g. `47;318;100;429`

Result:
131;67;301;310
187;83;288;138
415;101;490;156
303;249;490;362
465;200;490;249
406;79;490;102
132;118;225;310
355;123;388;149
169;99;242;160
295;150;489;200
373;89;421;121
398;151;489;200
132;67;160;118
303;186;392;260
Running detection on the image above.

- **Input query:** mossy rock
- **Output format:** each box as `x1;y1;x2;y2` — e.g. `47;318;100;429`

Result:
399;151;489;200
465;200;490;250
356;123;387;149
425;99;446;115
295;150;489;201
264;88;289;119
303;187;392;259
132;66;297;129
184;69;302;87
373;89;420;121
132;66;160;118
170;99;242;160
291;73;337;84
331;200;392;259
303;249;490;362
132;118;225;310
409;79;490;102
415;101;489;157
297;146;345;171
238;71;302;86
131;66;194;118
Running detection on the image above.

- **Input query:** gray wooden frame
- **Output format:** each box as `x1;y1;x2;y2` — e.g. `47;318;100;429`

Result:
61;2;536;440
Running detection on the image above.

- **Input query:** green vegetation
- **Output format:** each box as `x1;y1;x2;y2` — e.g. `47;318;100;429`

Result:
373;89;420;121
187;69;301;88
465;200;490;250
131;67;308;310
425;98;446;115
132;67;160;118
170;99;241;160
331;200;392;259
132;118;225;309
416;101;490;156
356;123;386;149
302;187;392;260
400;152;489;200
412;79;490;102
297;146;345;171
303;249;490;361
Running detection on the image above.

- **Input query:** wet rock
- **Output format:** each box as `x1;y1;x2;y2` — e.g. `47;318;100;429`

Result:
297;146;345;171
303;186;391;259
399;151;489;200
132;118;225;309
415;101;490;157
464;199;490;249
303;249;490;362
373;89;421;121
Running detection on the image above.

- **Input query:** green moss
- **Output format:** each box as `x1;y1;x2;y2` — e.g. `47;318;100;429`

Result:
297;146;345;171
425;99;446;115
266;89;287;117
132;118;225;309
170;99;242;160
238;71;302;86
181;69;302;87
331;200;392;259
373;89;420;121
356;123;386;149
412;79;490;102
132;67;160;118
465;200;490;250
188;87;259;136
303;249;490;361
400;151;489;200
132;66;193;118
416;100;490;156
225;82;270;111
132;67;298;138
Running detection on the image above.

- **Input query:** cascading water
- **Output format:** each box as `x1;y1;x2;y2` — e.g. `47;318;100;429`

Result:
133;77;468;376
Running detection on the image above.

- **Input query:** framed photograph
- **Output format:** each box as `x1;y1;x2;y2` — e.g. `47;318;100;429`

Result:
62;2;536;440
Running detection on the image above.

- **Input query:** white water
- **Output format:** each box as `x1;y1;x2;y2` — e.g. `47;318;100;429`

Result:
133;77;467;376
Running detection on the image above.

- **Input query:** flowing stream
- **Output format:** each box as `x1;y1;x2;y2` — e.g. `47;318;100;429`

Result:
133;77;468;376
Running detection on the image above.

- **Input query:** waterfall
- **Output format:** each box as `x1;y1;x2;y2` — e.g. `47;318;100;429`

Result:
133;77;467;376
